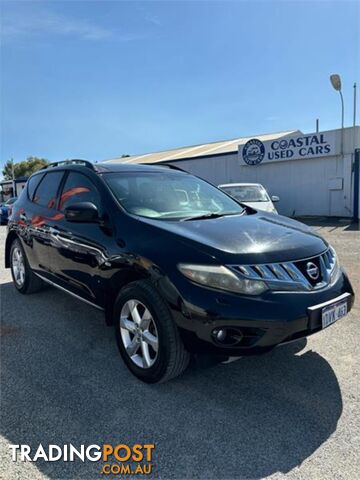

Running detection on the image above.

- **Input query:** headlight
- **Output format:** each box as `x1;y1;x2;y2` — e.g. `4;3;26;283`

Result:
178;264;268;295
329;246;340;282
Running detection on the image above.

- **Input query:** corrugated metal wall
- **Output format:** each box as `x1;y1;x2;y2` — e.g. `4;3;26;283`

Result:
172;127;359;218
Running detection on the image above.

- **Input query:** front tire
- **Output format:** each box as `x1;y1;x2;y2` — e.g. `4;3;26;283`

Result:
10;238;45;294
114;280;190;383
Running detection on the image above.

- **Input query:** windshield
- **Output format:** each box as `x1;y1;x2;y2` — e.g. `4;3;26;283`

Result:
221;185;269;202
104;172;244;220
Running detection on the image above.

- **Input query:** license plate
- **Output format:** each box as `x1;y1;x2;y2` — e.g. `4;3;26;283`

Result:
322;300;347;329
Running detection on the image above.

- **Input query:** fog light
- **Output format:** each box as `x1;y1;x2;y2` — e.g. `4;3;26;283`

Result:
213;329;227;342
212;327;244;346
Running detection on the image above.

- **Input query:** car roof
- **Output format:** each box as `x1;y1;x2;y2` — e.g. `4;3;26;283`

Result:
218;183;265;188
34;161;188;176
95;162;187;174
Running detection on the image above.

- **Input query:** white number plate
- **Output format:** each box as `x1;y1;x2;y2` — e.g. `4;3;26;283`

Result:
322;300;347;329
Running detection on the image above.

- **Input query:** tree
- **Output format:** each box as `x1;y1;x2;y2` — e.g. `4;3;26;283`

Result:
2;157;49;180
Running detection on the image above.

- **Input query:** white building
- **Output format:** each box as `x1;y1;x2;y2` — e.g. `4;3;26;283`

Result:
0;176;28;202
105;126;360;220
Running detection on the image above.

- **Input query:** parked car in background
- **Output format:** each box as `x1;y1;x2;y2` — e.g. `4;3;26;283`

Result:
0;197;17;224
218;183;279;213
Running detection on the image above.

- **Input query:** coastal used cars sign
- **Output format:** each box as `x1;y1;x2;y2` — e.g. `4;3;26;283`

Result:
240;131;337;165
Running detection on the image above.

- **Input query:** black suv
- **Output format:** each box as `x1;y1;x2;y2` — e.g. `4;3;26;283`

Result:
5;160;354;383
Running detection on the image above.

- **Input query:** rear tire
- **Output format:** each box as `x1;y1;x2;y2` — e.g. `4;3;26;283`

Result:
10;238;45;294
114;280;190;383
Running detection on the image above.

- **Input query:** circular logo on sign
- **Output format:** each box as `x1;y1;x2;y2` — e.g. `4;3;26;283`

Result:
242;139;265;165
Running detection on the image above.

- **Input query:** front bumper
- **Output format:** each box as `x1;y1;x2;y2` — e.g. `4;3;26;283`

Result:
162;269;355;356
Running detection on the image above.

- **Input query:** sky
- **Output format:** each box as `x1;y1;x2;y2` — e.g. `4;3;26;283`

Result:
0;0;359;167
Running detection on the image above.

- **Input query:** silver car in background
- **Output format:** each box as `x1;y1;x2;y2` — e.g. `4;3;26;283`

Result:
218;183;279;213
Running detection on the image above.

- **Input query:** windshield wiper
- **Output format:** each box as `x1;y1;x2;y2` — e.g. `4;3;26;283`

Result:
180;211;242;221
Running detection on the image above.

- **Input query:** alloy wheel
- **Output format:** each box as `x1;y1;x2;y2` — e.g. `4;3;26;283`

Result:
120;299;159;369
12;246;25;287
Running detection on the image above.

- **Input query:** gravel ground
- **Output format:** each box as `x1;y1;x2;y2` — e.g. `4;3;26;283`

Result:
0;220;359;480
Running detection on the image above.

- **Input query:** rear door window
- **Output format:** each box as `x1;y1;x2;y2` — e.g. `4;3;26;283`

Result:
27;173;45;201
59;172;101;212
33;172;64;209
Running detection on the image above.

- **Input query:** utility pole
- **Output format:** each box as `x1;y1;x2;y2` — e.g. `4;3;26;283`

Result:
354;82;357;127
11;158;16;197
330;74;344;155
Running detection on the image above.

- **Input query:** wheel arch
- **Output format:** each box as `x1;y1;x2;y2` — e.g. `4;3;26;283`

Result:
104;259;179;327
5;230;18;268
104;267;151;325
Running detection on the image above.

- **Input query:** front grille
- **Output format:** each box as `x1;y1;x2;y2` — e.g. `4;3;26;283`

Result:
294;256;323;287
229;248;337;292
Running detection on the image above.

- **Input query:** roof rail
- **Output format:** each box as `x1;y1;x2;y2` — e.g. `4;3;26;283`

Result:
41;159;96;170
142;162;188;173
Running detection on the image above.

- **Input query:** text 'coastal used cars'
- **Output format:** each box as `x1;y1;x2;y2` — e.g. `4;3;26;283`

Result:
5;160;354;382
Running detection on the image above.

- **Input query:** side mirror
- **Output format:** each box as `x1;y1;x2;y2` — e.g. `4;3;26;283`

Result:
271;195;280;203
64;202;99;223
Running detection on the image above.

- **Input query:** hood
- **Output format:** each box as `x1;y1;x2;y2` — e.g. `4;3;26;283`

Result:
139;213;328;264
